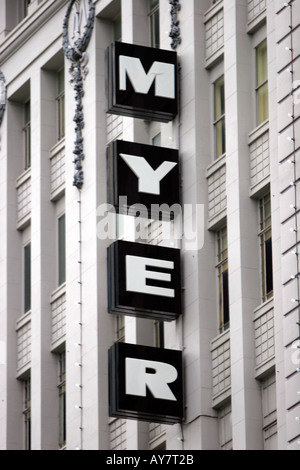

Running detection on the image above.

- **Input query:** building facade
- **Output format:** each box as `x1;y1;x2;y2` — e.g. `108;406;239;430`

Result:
0;0;299;451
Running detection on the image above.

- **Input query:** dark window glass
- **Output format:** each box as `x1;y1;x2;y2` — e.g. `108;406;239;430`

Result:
58;351;66;448
24;243;31;313
214;76;226;158
150;0;160;49
58;214;66;286
57;68;65;141
259;194;273;302
154;321;165;348
113;15;122;42
23;378;31;450
217;228;229;332
265;237;273;296
222;269;230;327
24;100;31;170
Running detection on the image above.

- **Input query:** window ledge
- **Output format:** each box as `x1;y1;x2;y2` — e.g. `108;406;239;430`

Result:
248;120;269;145
149;429;167;449
249;175;270;199
50;283;66;304
51;335;66;353
212;386;231;410
16;310;31;331
50;183;65;202
16;212;31;231
204;0;223;22
206;153;226;178
253;297;274;322
255;357;275;380
16;167;31;188
211;327;230;350
208;209;227;232
16;362;31;379
49;138;65;160
247;9;267;35
205;46;224;71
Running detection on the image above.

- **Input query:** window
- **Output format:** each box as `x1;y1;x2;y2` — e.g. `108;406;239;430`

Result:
116;315;125;342
23;378;31;450
57;68;65;142
113;15;122;42
152;133;161;147
24;100;31;170
214;75;226;159
217;227;229;332
58;351;66;448
149;0;160;49
24;0;30;17
218;402;232;450
24;243;31;313
261;374;277;450
154;321;164;348
256;40;269;125
154;441;166;450
58;214;66;286
259;193;273;302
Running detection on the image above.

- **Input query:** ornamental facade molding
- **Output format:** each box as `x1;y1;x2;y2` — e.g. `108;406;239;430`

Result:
169;0;181;50
62;0;95;189
0;71;6;130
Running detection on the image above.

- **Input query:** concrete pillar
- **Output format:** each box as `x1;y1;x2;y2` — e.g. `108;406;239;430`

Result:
224;0;263;450
165;0;219;450
65;16;115;451
0;88;23;450
30;67;58;450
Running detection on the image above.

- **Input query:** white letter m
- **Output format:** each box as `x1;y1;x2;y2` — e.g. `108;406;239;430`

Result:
119;56;175;99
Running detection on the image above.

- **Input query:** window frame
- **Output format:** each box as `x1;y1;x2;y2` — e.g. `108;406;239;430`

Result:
24;0;30;17
56;67;65;142
255;39;269;126
149;0;160;49
213;75;226;159
23;100;31;171
152;132;161;147
115;315;125;343
259;193;273;303
113;14;122;42
58;213;66;287
216;227;230;333
58;351;66;449
23;377;31;451
154;321;165;348
24;242;31;314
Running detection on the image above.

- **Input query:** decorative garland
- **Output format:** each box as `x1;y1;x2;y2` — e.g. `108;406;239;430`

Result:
169;0;181;50
62;0;95;189
0;71;6;127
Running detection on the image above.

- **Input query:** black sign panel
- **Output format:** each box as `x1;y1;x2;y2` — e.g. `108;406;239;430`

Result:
109;342;184;424
106;41;178;122
107;241;182;321
107;140;180;219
